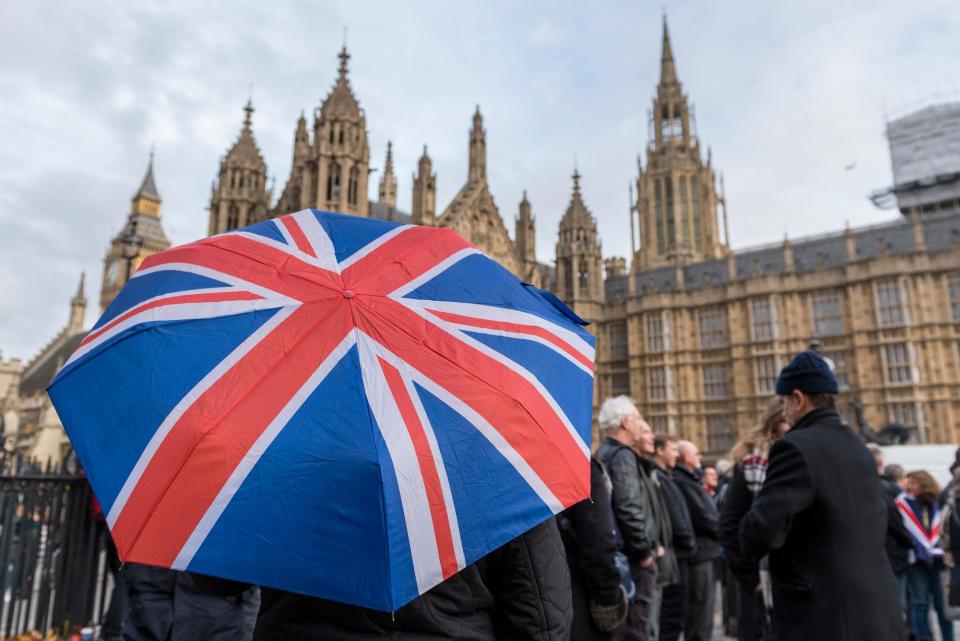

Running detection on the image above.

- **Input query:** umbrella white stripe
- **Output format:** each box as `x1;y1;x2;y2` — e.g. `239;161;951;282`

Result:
132;262;299;304
441;323;593;375
357;334;443;594
372;339;566;514
106;305;298;527
171;332;357;570
226;230;334;273
338;224;413;270
291;210;339;273
92;286;238;330
401;299;594;362
402;306;591;460
400;372;466;571
66;298;290;371
388;248;481;299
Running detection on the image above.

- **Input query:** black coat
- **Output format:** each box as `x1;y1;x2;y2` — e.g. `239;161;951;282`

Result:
195;519;572;641
559;456;623;640
122;564;247;641
883;487;914;575
672;465;721;564
739;408;905;641
719;463;760;589
596;439;658;562
655;464;696;560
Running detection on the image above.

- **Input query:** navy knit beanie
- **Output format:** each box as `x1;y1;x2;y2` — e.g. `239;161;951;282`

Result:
775;350;839;395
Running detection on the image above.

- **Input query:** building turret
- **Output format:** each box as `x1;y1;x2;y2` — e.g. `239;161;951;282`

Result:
468;106;486;183
555;169;604;321
275;111;312;214
411;145;437;225
68;272;86;334
515;190;538;284
303;46;370;216
635;16;727;268
208;100;272;234
378;141;398;208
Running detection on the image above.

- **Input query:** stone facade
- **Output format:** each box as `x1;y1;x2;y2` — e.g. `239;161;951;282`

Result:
594;18;960;452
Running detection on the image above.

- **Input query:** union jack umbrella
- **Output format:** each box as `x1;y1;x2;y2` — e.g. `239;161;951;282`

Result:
49;210;594;610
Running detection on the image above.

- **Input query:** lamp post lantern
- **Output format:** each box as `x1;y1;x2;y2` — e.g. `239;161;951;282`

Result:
120;220;144;282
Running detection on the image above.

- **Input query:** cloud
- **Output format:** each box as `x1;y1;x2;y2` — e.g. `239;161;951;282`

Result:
2;0;959;360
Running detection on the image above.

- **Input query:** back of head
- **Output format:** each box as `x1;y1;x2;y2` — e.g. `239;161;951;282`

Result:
883;463;905;483
730;396;784;462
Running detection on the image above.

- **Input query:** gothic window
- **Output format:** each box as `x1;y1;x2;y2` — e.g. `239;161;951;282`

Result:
655;181;666;255
703;363;730;398
891;403;918;431
691;176;703;251
875;279;909;327
578;260;590;292
561;259;573;303
698;307;727;348
755;356;779;394
811;291;845;336
661;105;672;140
679;176;690;247
750;297;779;341
645;313;671;352
347;167;359;206
329;163;341;201
706;416;735;454
648;367;672;401
239;174;245;188
948;273;960;321
672;107;683;139
329;127;334;144
226;204;239;231
884;343;915;384
230;173;236;189
339;128;345;145
608;322;628;361
611;373;630;397
665;177;675;250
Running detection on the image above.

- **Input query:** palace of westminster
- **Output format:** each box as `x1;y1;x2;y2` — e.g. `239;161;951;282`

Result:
3;19;960;464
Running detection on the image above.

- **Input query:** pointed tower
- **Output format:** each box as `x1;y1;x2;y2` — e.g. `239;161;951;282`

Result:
378;141;398;208
300;46;370;216
635;16;727;268
515;191;539;285
468;106;486;183
68;272;86;334
555;169;604;321
100;152;171;312
208;100;272;235
411;145;437;226
275;111;312;214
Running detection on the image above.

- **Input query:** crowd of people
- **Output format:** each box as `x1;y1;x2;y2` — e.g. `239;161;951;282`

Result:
95;350;958;641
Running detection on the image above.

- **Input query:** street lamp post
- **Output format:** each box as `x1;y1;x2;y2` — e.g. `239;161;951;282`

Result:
120;220;144;282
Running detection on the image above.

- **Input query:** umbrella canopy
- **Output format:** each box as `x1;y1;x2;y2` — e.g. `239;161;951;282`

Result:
49;209;594;611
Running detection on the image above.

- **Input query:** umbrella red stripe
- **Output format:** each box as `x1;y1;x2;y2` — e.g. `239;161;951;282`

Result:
114;306;353;565
280;217;317;257
356;297;588;507
379;358;460;580
427;310;595;372
141;236;341;300
342;227;473;295
82;291;262;347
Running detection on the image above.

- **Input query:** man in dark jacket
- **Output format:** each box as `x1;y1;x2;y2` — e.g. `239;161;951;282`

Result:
193;518;571;641
673;440;720;641
739;351;906;641
596;396;663;641
560;456;629;640
652;434;696;641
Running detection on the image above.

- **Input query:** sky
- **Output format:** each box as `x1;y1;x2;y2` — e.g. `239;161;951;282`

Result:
2;0;959;360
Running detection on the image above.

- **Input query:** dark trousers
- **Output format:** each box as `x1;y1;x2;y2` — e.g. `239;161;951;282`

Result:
736;582;767;641
659;558;688;641
685;560;715;641
101;531;125;638
614;560;658;641
907;564;954;641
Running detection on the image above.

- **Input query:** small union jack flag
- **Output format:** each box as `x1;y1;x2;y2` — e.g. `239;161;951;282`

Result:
50;210;594;610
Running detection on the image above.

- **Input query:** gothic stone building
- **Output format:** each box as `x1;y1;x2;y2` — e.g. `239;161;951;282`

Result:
594;19;960;453
207;47;542;286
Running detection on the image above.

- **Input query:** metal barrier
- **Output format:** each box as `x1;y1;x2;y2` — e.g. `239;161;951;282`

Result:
0;456;112;638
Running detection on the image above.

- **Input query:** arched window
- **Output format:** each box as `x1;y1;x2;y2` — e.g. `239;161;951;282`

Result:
339;128;345;145
347;167;359;206
679;176;690;247
665;177;675;251
661;105;672;140
239;174;245;188
328;163;341;202
578;260;590;292
692;176;703;251
227;204;239;231
230;173;235;189
329;127;335;144
655;180;666;255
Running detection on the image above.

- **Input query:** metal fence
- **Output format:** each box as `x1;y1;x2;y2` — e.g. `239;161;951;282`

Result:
0;455;113;638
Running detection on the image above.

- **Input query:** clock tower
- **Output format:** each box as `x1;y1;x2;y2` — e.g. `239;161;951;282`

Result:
100;151;172;312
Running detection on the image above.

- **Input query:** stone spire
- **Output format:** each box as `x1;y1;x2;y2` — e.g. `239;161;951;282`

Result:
659;14;678;87
555;168;603;318
515;190;536;280
378;141;397;207
208;100;270;234
131;150;161;217
68;272;87;333
321;45;361;120
412;145;436;225
560;169;595;229
468;105;486;183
